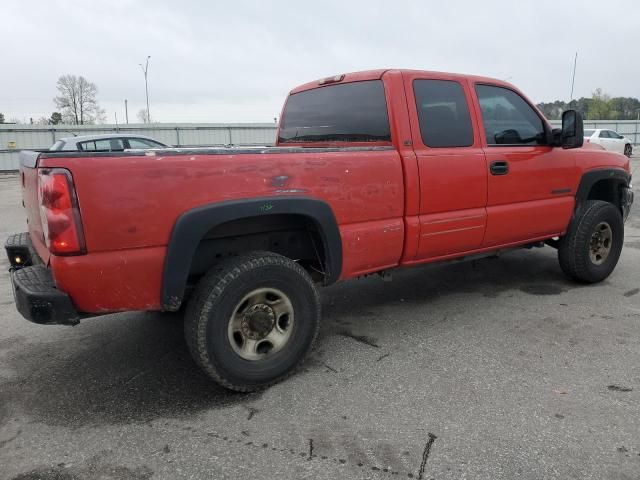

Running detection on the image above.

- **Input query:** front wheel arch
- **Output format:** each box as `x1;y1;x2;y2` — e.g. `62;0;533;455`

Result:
575;168;631;217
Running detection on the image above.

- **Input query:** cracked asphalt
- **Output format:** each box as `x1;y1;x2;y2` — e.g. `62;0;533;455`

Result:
1;156;639;479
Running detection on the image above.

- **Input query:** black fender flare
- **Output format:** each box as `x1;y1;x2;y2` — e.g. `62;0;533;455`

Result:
575;168;631;210
161;197;342;311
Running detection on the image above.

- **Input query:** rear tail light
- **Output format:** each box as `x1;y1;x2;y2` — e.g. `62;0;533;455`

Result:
586;138;590;143
38;168;86;255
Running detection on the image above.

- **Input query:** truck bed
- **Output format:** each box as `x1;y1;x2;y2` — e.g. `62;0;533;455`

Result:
19;145;406;312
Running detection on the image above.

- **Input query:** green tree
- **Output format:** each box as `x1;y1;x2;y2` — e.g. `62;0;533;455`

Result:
49;112;63;124
538;90;640;120
609;97;640;119
537;100;567;120
587;89;612;120
570;97;592;119
0;112;4;123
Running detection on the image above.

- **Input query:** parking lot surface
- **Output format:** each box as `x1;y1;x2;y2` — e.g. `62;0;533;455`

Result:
1;157;639;480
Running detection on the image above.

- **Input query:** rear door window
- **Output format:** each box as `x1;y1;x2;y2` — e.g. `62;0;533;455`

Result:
599;130;610;138
78;141;96;151
278;80;391;143
95;139;115;150
127;138;164;148
79;139;124;151
413;79;474;147
109;139;124;150
475;85;546;145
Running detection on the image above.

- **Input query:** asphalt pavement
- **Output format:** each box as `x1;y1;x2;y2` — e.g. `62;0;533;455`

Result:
1;157;639;479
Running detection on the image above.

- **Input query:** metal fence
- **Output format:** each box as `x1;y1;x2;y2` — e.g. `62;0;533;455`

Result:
1;119;638;171
549;120;640;145
0;123;278;171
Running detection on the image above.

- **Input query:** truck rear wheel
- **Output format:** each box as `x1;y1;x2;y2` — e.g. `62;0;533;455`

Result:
184;251;320;391
558;200;624;283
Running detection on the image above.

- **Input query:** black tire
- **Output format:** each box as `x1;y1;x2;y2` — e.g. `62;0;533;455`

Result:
184;251;320;392
624;144;632;158
558;200;624;283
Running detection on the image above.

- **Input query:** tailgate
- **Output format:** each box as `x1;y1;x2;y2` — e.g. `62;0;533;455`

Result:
19;151;50;264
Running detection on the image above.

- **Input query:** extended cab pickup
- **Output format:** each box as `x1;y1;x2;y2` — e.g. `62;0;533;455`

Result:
5;69;634;391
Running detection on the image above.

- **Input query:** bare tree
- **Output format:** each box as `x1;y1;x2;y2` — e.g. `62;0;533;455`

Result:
54;75;103;125
95;107;107;124
137;108;152;123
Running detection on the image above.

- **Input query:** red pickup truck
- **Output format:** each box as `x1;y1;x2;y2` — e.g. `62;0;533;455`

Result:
6;69;634;391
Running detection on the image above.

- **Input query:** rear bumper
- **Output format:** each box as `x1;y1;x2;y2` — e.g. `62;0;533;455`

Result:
5;232;80;325
5;231;41;268
10;265;80;325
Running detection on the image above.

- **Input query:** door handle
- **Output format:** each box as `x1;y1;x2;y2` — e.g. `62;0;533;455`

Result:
490;160;509;175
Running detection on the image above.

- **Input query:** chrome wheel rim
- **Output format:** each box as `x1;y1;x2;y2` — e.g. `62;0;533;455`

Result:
624;145;631;157
227;287;294;361
589;221;613;265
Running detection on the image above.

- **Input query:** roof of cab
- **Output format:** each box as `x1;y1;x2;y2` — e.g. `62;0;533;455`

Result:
289;69;516;95
57;133;161;143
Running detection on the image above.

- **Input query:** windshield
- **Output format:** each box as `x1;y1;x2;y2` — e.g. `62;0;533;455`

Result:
278;80;391;143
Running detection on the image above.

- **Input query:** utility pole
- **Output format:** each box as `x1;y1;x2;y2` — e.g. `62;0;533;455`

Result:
569;52;578;105
124;99;129;124
139;56;151;123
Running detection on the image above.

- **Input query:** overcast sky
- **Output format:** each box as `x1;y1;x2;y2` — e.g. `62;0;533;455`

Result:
3;0;639;123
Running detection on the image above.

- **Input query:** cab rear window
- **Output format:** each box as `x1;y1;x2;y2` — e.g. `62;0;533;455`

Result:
278;80;391;143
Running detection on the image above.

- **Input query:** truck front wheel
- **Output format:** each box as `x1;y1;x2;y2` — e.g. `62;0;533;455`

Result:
184;251;320;391
558;200;624;283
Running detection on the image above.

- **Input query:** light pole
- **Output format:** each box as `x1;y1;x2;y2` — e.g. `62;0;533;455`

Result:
139;56;151;123
569;52;578;104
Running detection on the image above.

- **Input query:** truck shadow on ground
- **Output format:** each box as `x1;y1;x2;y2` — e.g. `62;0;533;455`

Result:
321;248;594;323
0;248;598;429
0;310;265;428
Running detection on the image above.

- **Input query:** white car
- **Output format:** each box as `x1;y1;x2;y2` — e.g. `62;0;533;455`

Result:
49;134;167;152
583;129;633;157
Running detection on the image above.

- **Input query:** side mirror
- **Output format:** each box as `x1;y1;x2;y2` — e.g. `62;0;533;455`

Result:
561;110;584;149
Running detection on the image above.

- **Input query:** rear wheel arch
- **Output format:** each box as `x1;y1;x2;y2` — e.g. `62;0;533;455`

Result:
161;197;342;311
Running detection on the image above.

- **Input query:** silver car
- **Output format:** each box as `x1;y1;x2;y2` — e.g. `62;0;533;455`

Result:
49;134;167;152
